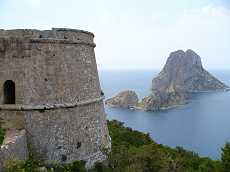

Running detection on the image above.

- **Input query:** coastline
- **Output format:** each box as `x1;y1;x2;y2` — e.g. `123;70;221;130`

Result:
189;88;230;93
106;101;190;111
105;88;230;112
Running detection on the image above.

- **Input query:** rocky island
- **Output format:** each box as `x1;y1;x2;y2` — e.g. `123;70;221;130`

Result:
140;49;229;111
105;90;138;108
151;49;229;93
106;49;229;111
141;49;229;110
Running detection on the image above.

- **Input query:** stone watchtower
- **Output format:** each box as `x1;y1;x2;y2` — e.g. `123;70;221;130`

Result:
0;28;110;167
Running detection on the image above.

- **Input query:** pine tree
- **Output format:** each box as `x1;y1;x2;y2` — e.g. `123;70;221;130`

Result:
221;142;230;172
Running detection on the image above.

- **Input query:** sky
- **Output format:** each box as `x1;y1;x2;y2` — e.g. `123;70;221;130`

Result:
0;0;230;70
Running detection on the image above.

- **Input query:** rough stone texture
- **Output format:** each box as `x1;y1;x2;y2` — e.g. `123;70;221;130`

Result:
25;102;110;167
0;28;110;168
141;49;229;111
0;130;28;171
152;49;229;93
105;90;139;108
141;91;190;111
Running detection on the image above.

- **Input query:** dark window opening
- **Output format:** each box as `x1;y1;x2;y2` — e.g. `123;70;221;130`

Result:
3;80;15;104
61;154;67;162
77;142;81;149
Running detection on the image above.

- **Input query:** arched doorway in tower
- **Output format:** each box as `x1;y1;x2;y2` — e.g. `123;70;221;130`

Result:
3;80;15;104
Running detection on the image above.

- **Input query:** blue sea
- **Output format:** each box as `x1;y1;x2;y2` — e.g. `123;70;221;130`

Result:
99;69;230;159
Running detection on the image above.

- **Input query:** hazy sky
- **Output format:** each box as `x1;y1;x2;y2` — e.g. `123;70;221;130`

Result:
0;0;230;70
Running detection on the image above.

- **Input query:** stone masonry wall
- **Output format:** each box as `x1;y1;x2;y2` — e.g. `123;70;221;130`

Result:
25;101;110;167
0;28;110;168
0;28;99;105
0;130;28;171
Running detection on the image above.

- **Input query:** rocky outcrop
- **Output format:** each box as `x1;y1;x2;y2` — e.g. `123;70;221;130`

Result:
152;49;229;93
105;90;139;108
141;49;229;111
141;91;190;111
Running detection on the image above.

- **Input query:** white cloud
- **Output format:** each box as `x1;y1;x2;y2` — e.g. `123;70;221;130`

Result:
202;4;230;17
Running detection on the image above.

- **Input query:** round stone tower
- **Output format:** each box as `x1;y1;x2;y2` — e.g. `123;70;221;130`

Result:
0;28;110;167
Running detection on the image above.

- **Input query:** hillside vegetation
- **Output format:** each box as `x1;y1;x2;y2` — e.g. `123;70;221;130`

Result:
0;127;5;145
1;120;230;172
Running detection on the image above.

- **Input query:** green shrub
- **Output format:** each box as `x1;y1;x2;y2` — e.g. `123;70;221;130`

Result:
1;120;227;172
3;158;24;172
107;120;222;172
0;127;5;145
221;142;230;172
